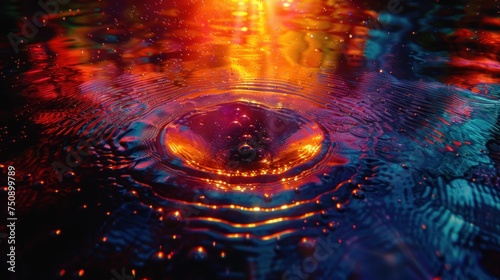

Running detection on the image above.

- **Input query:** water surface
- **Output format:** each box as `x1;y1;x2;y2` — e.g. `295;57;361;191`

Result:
1;0;499;279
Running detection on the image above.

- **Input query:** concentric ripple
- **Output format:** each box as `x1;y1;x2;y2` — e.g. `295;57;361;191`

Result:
7;70;500;280
116;86;355;193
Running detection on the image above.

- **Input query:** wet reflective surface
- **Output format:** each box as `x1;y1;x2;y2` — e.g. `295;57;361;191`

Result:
1;0;499;279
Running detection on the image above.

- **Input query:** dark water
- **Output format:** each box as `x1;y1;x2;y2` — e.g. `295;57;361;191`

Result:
1;0;499;279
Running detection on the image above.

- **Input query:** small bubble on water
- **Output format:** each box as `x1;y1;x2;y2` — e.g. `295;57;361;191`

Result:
150;251;166;262
124;190;139;201
163;210;183;228
238;114;251;125
336;202;347;212
33;180;45;190
228;121;243;132
238;144;253;155
188;246;208;261
23;173;32;182
63;171;76;181
298;237;316;256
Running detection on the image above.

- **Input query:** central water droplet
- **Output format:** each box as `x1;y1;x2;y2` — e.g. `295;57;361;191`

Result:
160;102;330;185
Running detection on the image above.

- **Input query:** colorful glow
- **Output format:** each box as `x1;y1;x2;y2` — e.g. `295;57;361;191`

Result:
2;0;499;279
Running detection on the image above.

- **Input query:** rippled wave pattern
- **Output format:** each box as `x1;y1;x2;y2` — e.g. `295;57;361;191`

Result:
1;0;499;279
